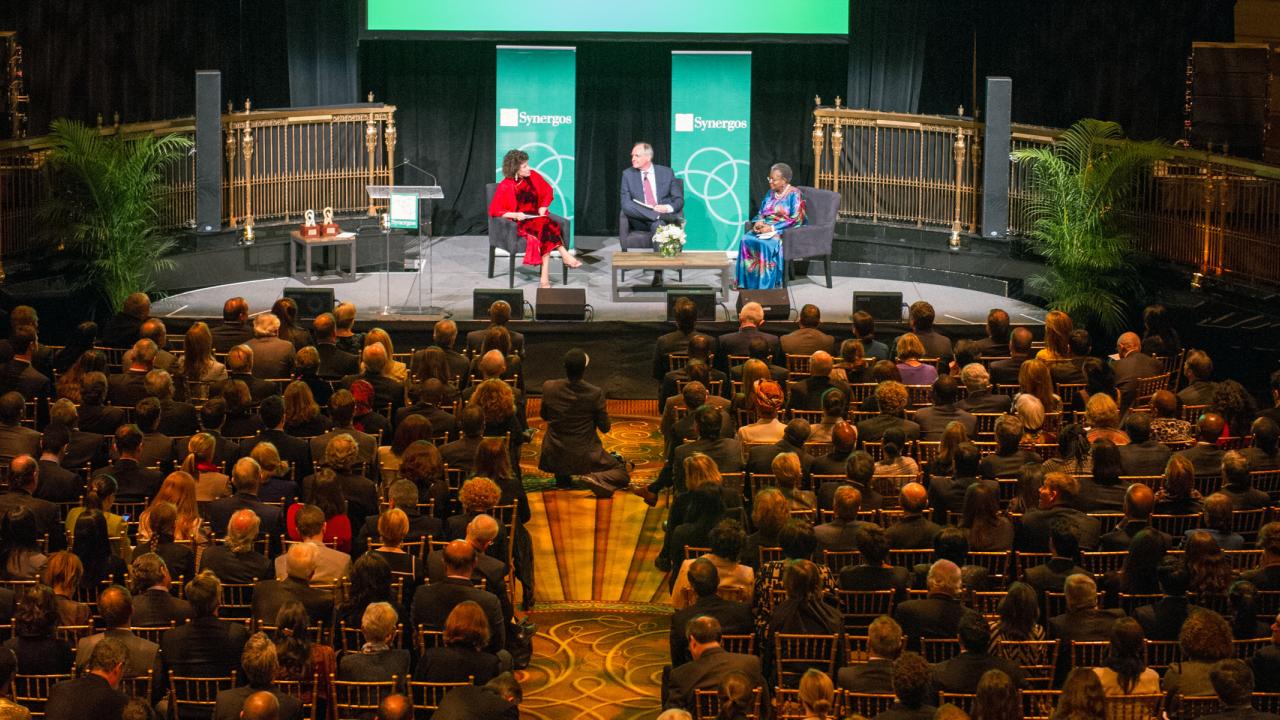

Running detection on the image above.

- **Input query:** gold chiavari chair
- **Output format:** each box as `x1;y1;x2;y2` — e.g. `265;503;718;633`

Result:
170;674;238;720
332;675;400;720
409;678;472;716
773;633;840;689
12;673;72;718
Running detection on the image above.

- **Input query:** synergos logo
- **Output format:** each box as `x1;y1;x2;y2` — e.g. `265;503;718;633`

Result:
674;113;748;133
499;108;573;128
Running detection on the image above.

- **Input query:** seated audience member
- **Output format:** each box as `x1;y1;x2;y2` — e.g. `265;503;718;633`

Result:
1187;492;1246;550
1099;483;1169;551
1252;610;1280;692
1102;527;1167;602
434;672;523;720
980;415;1040;480
181;432;231;503
957;363;1010;414
786;350;849;412
886;482;942;550
959;482;1014;551
269;600;337;708
411;540;505;654
128;553;193;626
807;389;846;444
248;442;299;509
337;602;410;682
135;501;195;585
1175;412;1227;477
1025;520;1088;597
856;381;922;443
1218;450;1269;510
44;551;90;626
1200;659;1268;720
1148;389;1194;444
1244;522;1280;590
735;381;786;445
810;421;857;478
1018;471;1102;551
354;479;441;558
771;451;815;512
293;467;359;555
1155;454;1204;516
988;582;1047;665
1117;412;1171;476
44;638;128;720
669;559;753;667
369;508;423;591
932;610;1025;692
0;648;25;718
894;333;939;387
1244;417;1280;471
1162;609;1235;699
199;509;273;585
767;560;843;657
876;652;937;720
742;489;788;569
814;486;873;553
915;375;975;440
211;632;304;720
746;419;813;480
416;601;503;685
927;442;989;523
158;572;250;683
1049;573;1124;683
893;560;967;650
1084;393;1129;446
1075;439;1128;513
3;585;73;675
279;503;351;582
667;406;744;498
1133;562;1191;641
670;519;755;609
837;614;903;692
1092;617;1159;696
874;427;920;479
664;615;767;712
1054;668;1108;720
1227;580;1270;640
840;525;911;601
752;521;837;621
252;542;336;627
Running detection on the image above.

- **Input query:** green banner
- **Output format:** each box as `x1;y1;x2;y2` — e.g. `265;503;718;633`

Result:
495;46;576;247
670;51;751;252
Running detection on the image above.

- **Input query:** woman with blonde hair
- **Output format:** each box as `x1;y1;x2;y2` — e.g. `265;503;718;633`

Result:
1038;310;1074;362
730;359;772;423
1018;359;1061;413
363;328;408;383
661;454;743;564
182;433;231;502
137;471;202;544
736;380;786;444
797;668;836;720
371;508;422;586
283;380;330;437
178;321;228;385
1084;393;1129;445
772;452;815;511
894;333;938;386
744;488;789;568
249;442;297;506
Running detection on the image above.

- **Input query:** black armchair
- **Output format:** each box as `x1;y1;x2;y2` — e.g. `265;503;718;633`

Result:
486;182;571;288
783;185;839;288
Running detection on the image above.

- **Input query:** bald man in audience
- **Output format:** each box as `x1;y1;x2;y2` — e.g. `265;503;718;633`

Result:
313;312;359;378
1175;412;1228;477
239;691;280;720
1112;331;1164;410
786;350;850;412
892;560;968;650
885;483;942;549
425;514;514;627
377;694;414;720
341;343;404;414
988;326;1033;386
75;585;159;678
412;540;506;653
252;542;335;626
810;421;858;476
1099;483;1171;550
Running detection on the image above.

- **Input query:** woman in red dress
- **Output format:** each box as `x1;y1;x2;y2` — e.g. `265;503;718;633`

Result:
488;148;582;287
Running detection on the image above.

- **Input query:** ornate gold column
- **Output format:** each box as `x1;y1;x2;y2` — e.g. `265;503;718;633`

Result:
241;122;255;237
812;96;824;190
950;126;967;249
365;114;379;216
831;97;844;203
385;116;397;188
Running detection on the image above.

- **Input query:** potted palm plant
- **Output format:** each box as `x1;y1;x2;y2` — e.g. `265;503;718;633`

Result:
1012;118;1166;334
39;118;191;312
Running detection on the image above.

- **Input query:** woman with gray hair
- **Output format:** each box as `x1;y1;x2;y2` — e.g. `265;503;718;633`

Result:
735;162;805;290
336;602;410;683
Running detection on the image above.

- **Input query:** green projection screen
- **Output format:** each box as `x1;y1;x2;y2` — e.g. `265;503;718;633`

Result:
365;0;848;39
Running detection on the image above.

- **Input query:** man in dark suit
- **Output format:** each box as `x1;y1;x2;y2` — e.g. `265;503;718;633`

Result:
341;344;403;416
434;674;522;720
309;392;377;465
1176;412;1228;477
34;426;80;503
0;391;39;459
198;509;274;585
621;142;684;286
653;297;718;381
1200;660;1274;720
956;363;1011;414
932;611;1026;692
45;638;128;720
1134;564;1191;641
135;397;175;471
1249;614;1280;692
839;525;911;600
786;351;850;413
1111;332;1165;410
904;301;952;361
48;398;108;471
250;543;335;627
239;395;313;481
979;415;1042;480
96;424;163;501
211;634;304;720
1025;520;1088;596
876;653;938;720
0;455;67;550
353;479;438;556
424;514;507;615
892;559;968;650
837;615;903;692
74;586;160;678
440;406;485;476
312;313;359;379
206;457;285;538
927;444;993;524
1099;483;1171;551
665;615;768;711
914;376;975;440
815;486;875;552
212;297;254;353
660;337;729;404
781;304;835;357
538;348;628;497
1018;472;1102;551
988;326;1033;386
145;369;200;437
430;320;472;382
0;307;53;378
717;302;780;372
245;314;296;380
215;344;278;404
99;293;151;348
746;419;813;478
665;405;743;498
0;325;51;401
411;541;506;653
465;301;526;358
1118;412;1172;476
811;422;858;478
107;338;156;408
158;572;251;713
1178;350;1218;408
819;449;882;512
1048;573;1124;683
969;309;1011;357
130;553;194;626
1220;450;1271;510
669;560;753;666
394;378;456;435
726;335;787;387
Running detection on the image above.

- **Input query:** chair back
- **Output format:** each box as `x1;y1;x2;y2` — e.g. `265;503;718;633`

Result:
1071;640;1111;669
921;637;962;663
170;674;238;720
835;589;894;636
837;691;896;719
773;633;840;689
118;670;153;701
1105;694;1164;720
332;675;399;720
1023;690;1063;720
12;673;71;718
694;686;762;720
720;634;755;655
795;186;839;227
409;678;473;715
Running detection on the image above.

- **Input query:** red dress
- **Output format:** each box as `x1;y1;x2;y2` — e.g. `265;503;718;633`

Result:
487;169;564;265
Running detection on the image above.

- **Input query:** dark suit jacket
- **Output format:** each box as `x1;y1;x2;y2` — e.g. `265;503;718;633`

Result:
0;489;66;550
538;378;612;475
1176;443;1226;477
979;450;1042;480
250;576;334;627
856;414;921;443
440;436;484;475
78;404;126;436
156;398;199;437
1074;478;1128;513
213;686;304;720
107;369;149;408
811;451;854;479
0;421;40;458
206;492;284;537
988;353;1030;386
132;587;194;627
240;428;313;480
1019;505;1102;551
433;685;520;720
746;439;812;478
1220;484;1271;511
395;404;456;436
621;163;683;228
356;509;442;557
139;432;175;471
912;329;953;361
840;564;911;602
35;459;80;503
337;648;411;682
99;312;143;348
158;615;250;687
893;595;968;649
672;438;743;491
464;326;525;358
886;514;942;549
669;595;754;666
652;329;718;380
45;673;127;720
666;647;768;711
245;336;296;380
340;370;404;414
915;405;976;441
1118;440;1172;476
1049;606;1125;682
0;359;51;400
1112;352;1165;408
98;459;163;500
1251;645;1280;692
59;427;108;469
316;343;359;378
211;321;253;353
309;427;377;465
1025;558;1089;596
1134;597;1190;641
415;645;502;685
716;326;781;370
837;657;895;693
411;578;506;653
780;327;836;357
933;651;1026;692
787;375;852;412
1099;521;1171;552
956;389;1011;414
199;545;273;585
815;519;876;552
927;476;995;523
215;372;277;404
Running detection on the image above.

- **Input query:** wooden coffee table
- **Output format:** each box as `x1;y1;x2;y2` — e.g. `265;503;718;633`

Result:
290;230;357;280
611;251;734;303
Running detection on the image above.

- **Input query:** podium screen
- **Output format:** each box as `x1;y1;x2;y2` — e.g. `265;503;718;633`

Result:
365;0;848;39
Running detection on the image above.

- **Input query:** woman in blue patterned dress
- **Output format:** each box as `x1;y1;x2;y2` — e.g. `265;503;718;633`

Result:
735;163;806;290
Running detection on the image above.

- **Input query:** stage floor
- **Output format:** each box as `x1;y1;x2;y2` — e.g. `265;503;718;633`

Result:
152;235;1046;325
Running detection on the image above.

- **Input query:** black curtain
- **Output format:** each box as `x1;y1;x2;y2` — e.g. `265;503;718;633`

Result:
286;0;360;107
846;0;928;112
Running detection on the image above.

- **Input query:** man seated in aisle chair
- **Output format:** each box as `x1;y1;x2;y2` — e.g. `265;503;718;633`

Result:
735;162;806;290
620;142;684;287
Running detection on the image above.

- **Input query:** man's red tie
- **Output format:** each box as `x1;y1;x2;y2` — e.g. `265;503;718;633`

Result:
643;173;657;206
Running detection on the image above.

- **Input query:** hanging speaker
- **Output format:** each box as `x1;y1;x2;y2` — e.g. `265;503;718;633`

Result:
981;76;1012;240
194;70;221;233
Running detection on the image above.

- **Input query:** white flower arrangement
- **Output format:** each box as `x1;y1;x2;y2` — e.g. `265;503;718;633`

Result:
655;224;687;256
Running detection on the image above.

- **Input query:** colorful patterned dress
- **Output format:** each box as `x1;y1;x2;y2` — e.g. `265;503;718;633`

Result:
736;186;806;289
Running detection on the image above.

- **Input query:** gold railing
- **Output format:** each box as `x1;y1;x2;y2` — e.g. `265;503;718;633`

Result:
0;103;396;259
813;101;1280;285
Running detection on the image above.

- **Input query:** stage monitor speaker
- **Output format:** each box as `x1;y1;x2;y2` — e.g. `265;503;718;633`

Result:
853;291;904;323
666;288;717;322
536;287;587;321
736;289;790;321
283;287;335;321
473;289;525;320
194;70;221;233
981;76;1012;240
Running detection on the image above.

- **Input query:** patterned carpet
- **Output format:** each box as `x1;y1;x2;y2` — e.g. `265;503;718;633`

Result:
514;400;674;718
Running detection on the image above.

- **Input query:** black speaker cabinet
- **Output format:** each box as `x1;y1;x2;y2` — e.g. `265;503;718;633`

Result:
666;288;717;322
853;291;904;323
981;76;1012;240
194;70;222;233
736;289;790;321
283;287;335;320
473;289;525;320
535;287;586;321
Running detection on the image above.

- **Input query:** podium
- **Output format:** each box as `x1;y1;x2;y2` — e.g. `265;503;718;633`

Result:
366;184;446;317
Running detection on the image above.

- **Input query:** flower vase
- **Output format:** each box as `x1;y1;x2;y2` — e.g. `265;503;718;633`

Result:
660;242;681;258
